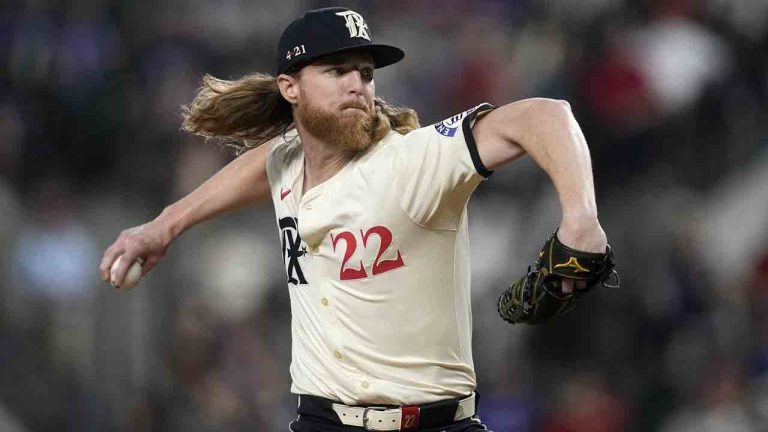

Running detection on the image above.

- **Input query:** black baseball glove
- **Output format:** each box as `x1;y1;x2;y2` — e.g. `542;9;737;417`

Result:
497;230;618;325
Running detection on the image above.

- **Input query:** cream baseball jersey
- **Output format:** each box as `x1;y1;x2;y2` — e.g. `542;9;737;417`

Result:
265;104;494;406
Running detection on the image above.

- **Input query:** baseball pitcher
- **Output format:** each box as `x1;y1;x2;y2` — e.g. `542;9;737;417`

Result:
101;7;617;432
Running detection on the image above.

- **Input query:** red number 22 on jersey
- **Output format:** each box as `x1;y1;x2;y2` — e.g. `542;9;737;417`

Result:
331;226;405;281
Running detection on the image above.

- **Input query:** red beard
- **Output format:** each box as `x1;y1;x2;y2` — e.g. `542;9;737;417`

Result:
296;98;377;153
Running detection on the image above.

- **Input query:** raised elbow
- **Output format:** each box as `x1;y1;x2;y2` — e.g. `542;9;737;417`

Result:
528;98;571;117
487;98;576;145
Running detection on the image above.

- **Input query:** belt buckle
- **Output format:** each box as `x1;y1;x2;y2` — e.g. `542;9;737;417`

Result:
362;407;389;431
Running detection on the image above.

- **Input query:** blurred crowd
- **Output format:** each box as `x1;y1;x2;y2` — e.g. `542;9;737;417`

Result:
1;0;768;431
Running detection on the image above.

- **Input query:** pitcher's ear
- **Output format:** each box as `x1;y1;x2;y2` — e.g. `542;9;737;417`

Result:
277;74;299;104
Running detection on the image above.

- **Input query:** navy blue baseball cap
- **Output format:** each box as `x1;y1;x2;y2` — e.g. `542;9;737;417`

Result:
275;7;405;75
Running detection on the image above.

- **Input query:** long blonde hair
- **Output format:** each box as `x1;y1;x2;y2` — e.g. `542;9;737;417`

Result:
182;73;420;154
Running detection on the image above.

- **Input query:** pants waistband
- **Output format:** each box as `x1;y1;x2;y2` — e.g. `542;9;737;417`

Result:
297;393;476;431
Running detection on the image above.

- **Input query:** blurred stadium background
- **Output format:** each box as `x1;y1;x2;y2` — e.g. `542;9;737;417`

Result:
2;0;768;430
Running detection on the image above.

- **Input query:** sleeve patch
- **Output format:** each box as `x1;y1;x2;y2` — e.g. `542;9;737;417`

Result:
434;105;484;137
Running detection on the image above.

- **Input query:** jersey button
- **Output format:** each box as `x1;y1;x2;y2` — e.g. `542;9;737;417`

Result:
334;351;343;360
321;298;329;306
361;381;370;389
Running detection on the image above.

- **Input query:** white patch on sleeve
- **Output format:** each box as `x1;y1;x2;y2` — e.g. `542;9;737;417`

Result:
433;105;483;137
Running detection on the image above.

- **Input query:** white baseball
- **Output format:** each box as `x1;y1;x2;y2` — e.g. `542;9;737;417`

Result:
110;256;143;289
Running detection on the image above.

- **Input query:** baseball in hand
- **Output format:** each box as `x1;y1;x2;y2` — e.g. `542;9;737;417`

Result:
110;256;143;289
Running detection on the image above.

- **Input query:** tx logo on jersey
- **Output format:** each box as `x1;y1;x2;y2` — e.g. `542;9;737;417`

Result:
335;10;370;40
279;217;308;285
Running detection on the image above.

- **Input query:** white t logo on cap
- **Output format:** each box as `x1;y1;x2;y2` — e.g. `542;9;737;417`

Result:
335;11;370;41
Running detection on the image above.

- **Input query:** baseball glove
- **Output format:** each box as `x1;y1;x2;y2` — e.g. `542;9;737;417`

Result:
497;230;618;325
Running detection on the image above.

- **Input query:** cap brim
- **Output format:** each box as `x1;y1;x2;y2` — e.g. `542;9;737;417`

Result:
361;44;405;69
282;44;404;74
